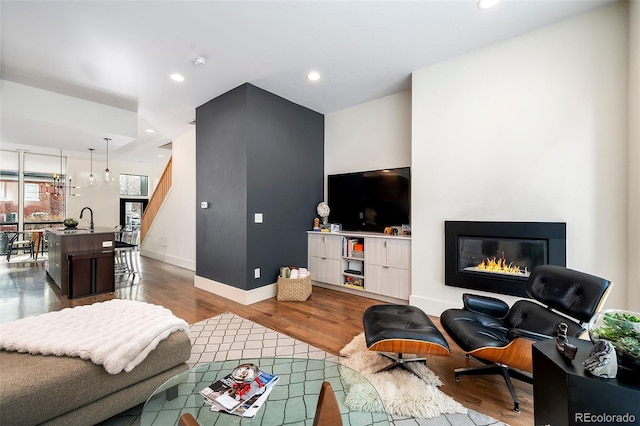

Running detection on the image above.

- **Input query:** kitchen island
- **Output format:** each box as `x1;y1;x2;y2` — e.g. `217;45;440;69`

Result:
46;227;115;297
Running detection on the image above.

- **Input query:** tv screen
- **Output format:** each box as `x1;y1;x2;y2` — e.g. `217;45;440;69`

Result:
327;167;410;232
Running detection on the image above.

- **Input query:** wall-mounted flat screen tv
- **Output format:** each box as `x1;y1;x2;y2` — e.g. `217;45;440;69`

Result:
327;167;410;232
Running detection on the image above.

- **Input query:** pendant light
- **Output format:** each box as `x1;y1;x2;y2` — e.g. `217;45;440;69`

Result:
102;137;114;184
86;148;97;187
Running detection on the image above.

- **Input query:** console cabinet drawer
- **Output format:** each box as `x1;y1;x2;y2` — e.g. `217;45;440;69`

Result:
308;256;341;286
365;238;411;269
366;264;411;300
308;234;341;259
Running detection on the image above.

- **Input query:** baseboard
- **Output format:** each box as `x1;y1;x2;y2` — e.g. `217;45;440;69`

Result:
312;281;408;304
409;294;460;317
140;249;195;271
194;275;277;305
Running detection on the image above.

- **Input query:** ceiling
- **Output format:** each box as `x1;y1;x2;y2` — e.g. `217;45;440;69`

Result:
0;0;616;163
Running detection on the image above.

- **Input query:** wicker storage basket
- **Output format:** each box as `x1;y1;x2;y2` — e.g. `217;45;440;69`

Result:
277;274;312;302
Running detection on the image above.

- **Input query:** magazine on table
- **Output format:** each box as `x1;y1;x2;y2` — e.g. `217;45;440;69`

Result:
208;378;279;417
199;368;279;417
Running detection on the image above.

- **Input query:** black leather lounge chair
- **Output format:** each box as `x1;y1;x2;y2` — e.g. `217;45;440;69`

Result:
440;265;611;412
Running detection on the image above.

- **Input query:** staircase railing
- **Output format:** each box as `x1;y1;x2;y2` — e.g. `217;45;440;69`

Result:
140;157;172;243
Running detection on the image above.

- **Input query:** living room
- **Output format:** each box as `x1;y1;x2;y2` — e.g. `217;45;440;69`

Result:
142;0;636;315
1;1;639;425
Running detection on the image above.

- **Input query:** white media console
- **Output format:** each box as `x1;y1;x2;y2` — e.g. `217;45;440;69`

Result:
307;231;411;302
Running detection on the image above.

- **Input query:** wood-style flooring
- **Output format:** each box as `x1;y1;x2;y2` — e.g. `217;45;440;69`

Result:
0;255;534;425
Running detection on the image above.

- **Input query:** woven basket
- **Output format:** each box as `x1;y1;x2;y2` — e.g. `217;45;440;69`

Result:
277;274;312;302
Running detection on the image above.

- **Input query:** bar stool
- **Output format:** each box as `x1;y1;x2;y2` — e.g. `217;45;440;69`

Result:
114;229;140;276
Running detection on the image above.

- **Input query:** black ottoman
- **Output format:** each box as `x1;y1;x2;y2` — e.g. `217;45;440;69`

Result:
363;304;450;373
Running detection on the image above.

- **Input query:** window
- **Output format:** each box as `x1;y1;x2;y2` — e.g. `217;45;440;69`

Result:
23;153;66;226
24;183;40;201
120;174;149;196
1;150;20;226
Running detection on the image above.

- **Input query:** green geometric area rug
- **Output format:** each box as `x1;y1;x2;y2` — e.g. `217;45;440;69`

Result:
103;312;504;426
187;313;503;426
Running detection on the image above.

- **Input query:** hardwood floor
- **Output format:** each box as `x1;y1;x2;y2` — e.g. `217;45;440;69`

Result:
0;255;534;425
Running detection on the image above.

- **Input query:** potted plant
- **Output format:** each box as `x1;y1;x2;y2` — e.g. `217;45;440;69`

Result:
63;218;79;229
589;309;640;376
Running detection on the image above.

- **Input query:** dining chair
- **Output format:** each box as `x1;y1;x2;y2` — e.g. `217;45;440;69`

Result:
30;231;44;261
6;232;34;262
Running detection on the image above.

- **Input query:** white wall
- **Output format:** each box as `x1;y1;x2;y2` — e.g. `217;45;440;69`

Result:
67;157;158;228
629;0;640;312
411;3;630;314
140;127;196;271
325;91;412;198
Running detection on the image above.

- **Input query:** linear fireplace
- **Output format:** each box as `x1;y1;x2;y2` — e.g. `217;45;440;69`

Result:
445;221;566;298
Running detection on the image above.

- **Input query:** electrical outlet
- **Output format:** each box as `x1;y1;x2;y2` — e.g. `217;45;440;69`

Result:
254;213;263;223
254;268;261;279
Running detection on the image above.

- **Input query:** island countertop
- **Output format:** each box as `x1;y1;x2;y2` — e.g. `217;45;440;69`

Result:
46;226;118;236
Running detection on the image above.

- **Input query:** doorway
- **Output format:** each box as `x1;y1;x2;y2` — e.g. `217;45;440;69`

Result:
119;198;148;231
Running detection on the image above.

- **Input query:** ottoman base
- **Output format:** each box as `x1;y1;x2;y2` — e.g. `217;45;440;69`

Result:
377;352;428;374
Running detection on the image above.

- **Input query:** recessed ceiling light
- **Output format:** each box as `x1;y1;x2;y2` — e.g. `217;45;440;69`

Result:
157;154;165;158
146;129;155;133
307;71;320;81
477;0;501;9
170;73;185;82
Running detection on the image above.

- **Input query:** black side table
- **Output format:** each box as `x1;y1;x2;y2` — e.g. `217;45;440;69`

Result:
532;337;639;426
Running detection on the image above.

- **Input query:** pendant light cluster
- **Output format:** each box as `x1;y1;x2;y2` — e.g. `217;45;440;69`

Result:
46;149;65;198
85;137;115;187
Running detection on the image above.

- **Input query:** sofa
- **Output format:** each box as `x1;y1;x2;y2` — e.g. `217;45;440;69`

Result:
0;330;191;425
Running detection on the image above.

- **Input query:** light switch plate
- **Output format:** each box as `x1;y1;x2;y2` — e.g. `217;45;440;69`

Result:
254;268;260;279
254;213;263;223
200;202;209;208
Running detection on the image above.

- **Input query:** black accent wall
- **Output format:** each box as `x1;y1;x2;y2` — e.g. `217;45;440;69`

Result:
196;84;324;291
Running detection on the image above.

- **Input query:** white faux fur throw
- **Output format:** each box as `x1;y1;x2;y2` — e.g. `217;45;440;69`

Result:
0;299;189;374
340;333;467;419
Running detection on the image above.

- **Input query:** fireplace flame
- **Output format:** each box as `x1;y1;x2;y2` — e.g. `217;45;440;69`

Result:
477;257;527;275
465;253;530;277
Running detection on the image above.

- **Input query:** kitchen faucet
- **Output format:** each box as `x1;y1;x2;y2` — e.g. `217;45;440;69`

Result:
80;207;94;231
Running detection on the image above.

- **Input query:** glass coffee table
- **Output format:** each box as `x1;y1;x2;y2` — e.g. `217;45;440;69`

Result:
141;357;388;425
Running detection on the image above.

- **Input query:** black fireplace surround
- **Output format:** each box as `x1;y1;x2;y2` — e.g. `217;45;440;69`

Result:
445;221;566;298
